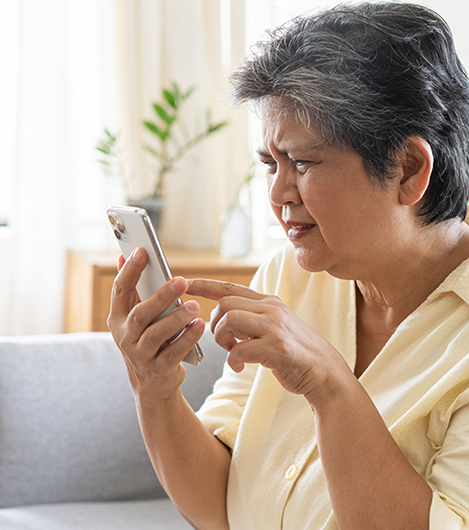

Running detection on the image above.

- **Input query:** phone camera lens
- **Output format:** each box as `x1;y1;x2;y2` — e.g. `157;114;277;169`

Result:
108;213;117;225
117;222;125;233
114;229;121;239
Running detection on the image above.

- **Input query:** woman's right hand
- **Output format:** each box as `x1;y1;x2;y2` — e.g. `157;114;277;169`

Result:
107;247;205;404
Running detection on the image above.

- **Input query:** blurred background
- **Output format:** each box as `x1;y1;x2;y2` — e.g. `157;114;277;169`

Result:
1;0;468;335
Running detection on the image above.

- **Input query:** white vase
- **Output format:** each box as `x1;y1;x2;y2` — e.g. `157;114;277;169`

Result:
220;203;251;257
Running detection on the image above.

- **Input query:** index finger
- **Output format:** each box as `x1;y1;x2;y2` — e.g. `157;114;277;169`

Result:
187;278;264;301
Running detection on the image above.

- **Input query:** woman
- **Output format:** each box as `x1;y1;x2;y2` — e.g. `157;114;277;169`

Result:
108;3;469;529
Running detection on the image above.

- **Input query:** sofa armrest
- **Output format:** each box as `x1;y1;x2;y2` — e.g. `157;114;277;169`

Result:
0;328;226;509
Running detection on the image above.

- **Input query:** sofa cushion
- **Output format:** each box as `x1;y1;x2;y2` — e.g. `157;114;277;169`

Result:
0;499;193;530
0;330;226;509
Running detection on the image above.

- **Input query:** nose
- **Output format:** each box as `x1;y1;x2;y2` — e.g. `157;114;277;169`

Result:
268;162;302;207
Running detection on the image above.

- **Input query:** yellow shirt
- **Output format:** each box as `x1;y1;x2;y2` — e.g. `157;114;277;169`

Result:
197;244;469;529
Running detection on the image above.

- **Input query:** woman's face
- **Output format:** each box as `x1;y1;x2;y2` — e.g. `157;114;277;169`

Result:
259;98;407;280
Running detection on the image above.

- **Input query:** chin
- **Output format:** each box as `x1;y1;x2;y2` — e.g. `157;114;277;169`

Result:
293;246;356;280
293;247;329;273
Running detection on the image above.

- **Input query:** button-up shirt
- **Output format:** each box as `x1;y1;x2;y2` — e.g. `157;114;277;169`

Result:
197;244;469;529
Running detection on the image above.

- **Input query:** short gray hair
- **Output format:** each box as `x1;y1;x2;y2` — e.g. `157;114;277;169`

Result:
231;2;469;224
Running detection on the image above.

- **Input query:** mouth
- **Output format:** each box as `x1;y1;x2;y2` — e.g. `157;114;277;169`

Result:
284;221;316;241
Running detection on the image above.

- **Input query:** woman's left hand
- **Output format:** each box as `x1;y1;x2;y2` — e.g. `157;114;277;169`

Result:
187;279;353;404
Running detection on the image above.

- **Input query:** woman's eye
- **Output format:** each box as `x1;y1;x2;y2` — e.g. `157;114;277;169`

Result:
261;159;277;173
294;160;309;169
293;159;321;172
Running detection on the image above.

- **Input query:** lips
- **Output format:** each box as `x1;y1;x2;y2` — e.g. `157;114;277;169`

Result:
283;220;316;241
291;224;314;230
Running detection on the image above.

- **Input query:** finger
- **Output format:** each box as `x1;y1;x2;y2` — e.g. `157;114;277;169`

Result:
136;299;201;355
154;318;205;368
226;337;270;373
187;279;264;302
210;296;270;335
108;247;148;323
124;277;191;344
117;254;141;303
213;309;264;351
117;253;125;271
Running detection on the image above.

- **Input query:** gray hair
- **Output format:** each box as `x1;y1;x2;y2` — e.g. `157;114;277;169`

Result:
231;2;469;224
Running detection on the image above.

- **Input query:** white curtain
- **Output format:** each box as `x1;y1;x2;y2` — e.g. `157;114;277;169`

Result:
0;0;122;335
115;0;250;250
0;0;250;335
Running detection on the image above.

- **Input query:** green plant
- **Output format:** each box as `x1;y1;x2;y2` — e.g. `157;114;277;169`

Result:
96;130;130;196
96;81;228;198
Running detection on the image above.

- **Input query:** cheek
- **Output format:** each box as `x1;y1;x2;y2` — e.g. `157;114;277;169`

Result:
270;203;287;232
298;183;342;219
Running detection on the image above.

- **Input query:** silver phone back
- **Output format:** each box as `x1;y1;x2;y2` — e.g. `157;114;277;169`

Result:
107;205;203;365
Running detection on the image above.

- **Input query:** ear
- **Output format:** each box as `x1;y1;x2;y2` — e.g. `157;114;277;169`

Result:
397;136;433;207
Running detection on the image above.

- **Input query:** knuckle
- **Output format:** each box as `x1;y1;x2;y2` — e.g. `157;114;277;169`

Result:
111;277;124;298
113;333;130;356
117;336;127;354
224;310;240;327
129;304;145;325
217;297;229;313
222;282;239;295
106;313;114;330
272;304;285;319
195;278;210;290
264;293;281;306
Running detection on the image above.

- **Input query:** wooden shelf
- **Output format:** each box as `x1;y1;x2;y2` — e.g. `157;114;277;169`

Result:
64;250;262;332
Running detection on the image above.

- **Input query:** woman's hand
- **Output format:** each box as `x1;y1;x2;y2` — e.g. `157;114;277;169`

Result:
188;279;353;405
107;248;205;403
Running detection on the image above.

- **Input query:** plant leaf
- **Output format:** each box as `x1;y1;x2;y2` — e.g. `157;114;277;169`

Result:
96;145;111;155
143;145;161;158
163;89;176;109
153;103;174;125
143;120;168;140
104;129;117;141
170;81;180;102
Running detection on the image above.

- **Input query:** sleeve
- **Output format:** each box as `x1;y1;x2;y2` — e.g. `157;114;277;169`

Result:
196;247;289;450
427;397;469;529
196;361;259;450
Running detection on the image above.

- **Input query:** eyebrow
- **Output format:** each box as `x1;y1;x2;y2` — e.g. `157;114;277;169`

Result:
256;142;326;158
256;148;273;158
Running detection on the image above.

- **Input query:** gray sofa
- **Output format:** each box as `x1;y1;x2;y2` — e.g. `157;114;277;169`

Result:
0;329;226;530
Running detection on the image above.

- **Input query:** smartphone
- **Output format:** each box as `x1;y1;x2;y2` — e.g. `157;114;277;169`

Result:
107;205;203;365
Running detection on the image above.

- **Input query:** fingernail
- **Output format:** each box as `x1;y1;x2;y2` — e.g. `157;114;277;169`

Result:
132;248;144;263
171;277;187;292
185;300;200;314
190;318;205;330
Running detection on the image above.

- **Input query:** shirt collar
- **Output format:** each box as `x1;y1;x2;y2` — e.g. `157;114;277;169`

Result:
428;256;469;305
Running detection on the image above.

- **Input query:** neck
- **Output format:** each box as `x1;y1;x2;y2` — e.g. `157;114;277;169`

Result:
356;220;469;321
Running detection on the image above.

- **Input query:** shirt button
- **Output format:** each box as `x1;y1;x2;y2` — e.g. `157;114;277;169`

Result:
285;464;299;481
